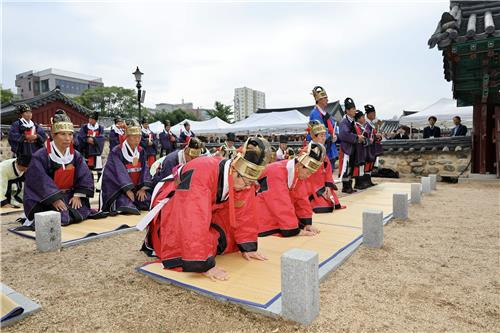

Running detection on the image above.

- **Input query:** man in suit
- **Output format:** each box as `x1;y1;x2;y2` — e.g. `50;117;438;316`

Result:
423;116;441;138
451;116;467;136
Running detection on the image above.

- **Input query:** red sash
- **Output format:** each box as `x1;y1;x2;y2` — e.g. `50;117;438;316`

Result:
326;118;334;136
24;127;36;143
147;155;155;168
54;164;75;190
354;124;362;135
126;163;142;186
119;134;126;145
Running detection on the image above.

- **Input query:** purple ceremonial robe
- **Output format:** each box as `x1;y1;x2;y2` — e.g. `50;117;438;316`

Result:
338;116;358;156
23;147;94;225
364;122;378;162
140;132;159;158
354;123;366;166
8;119;46;156
159;130;176;155
152;149;182;186
77;124;105;159
109;129;121;151
100;144;152;214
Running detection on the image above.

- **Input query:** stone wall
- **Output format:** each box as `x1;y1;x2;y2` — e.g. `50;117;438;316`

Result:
378;149;471;177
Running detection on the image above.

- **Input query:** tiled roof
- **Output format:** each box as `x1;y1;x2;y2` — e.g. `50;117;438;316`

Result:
379;120;401;134
428;1;500;50
1;88;91;117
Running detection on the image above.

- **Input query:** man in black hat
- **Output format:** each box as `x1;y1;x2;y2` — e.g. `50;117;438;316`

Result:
0;154;31;208
338;98;365;193
179;121;195;146
109;116;126;150
8;104;46;157
77;111;105;182
423;116;441;138
276;135;288;160
353;110;369;190
364;104;383;186
159;120;177;157
216;132;237;159
140;118;159;168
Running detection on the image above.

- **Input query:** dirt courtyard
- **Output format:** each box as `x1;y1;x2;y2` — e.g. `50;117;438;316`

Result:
1;179;499;332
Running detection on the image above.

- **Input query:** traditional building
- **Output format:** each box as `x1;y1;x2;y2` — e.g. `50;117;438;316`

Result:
428;1;500;176
1;88;91;126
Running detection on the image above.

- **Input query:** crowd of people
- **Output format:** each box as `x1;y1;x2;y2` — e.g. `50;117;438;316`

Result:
2;86;386;280
385;115;468;140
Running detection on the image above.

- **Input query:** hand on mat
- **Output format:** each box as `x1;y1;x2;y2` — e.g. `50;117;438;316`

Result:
137;188;147;201
305;225;320;235
203;266;229;281
300;225;320;236
52;199;67;211
69;196;82;209
242;251;268;261
126;190;135;202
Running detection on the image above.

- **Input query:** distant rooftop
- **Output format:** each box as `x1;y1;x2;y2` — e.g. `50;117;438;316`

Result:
18;68;103;82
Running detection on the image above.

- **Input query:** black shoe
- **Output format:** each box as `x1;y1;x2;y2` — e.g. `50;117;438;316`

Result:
354;177;369;190
366;174;377;186
342;181;356;194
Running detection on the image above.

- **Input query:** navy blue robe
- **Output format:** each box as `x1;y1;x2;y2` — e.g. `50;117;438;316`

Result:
159;130;177;156
23;147;94;225
77;124;105;170
100;144;152;214
152;149;183;187
8;119;46;156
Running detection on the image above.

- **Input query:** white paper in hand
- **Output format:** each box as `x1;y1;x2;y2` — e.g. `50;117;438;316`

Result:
136;198;169;231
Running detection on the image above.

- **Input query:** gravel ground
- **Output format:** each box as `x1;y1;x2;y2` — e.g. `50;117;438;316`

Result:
1;179;499;332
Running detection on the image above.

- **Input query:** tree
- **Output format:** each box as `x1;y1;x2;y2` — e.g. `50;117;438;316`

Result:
206;101;233;123
73;86;139;118
151;108;199;126
1;88;14;104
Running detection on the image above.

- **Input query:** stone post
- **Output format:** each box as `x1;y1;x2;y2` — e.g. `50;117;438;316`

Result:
393;193;408;219
35;211;61;252
429;174;437;190
411;183;421;204
421;176;431;194
362;209;384;248
281;248;319;325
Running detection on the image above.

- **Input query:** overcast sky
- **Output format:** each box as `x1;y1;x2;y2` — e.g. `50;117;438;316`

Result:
2;0;451;119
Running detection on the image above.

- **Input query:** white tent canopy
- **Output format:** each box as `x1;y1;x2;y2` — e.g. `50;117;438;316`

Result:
221;110;309;135
164;117;231;136
399;98;473;129
147;110;309;136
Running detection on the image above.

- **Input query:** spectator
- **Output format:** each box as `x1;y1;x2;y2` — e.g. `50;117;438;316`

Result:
423;116;441;138
451;116;467;136
391;127;409;140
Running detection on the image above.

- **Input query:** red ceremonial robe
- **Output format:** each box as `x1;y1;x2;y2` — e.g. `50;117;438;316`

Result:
306;158;344;213
147;156;259;272
255;159;312;237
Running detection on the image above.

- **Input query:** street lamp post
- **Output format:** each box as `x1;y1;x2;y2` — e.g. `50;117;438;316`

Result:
132;66;144;120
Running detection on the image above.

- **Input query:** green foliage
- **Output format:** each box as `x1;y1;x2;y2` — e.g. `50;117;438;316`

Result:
1;88;15;104
73;86;140;118
206;101;233;123
151;108;199;126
